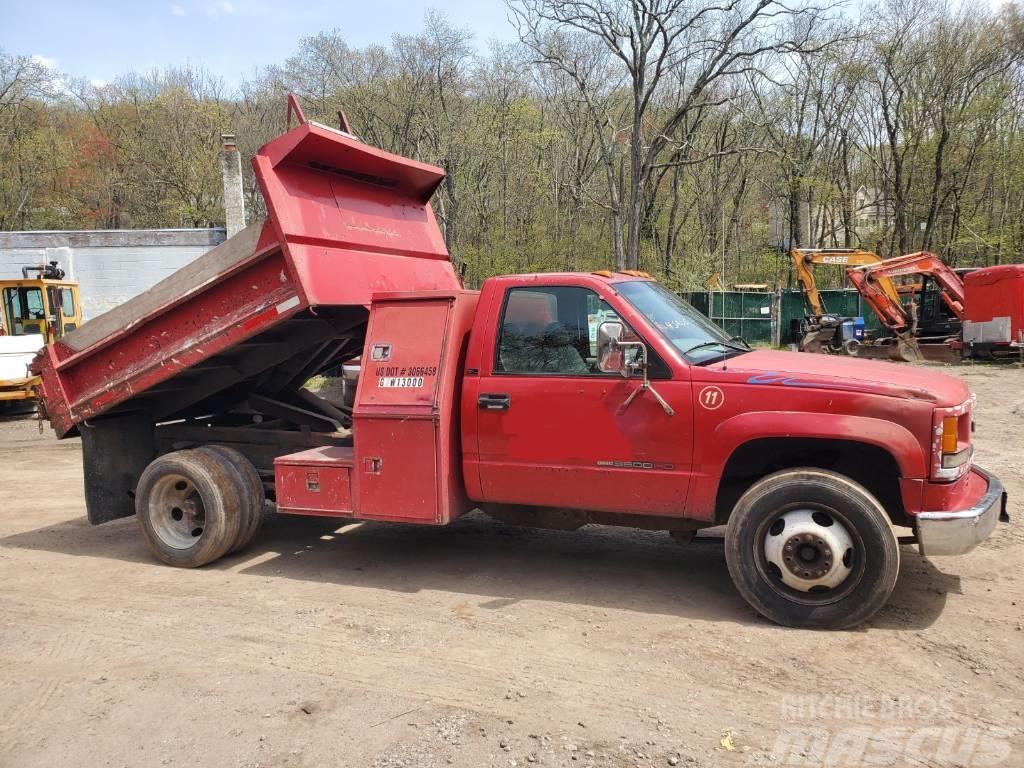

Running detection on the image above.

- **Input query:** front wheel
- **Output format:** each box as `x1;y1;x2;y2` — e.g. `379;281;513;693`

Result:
725;469;900;629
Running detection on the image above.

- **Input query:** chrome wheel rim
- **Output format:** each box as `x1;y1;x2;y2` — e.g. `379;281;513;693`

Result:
149;473;206;550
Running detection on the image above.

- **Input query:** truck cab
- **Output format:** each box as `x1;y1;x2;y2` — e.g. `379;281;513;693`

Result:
463;273;699;518
451;270;1007;628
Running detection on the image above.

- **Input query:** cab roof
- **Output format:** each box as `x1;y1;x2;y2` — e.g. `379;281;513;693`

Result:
486;270;655;285
0;279;78;287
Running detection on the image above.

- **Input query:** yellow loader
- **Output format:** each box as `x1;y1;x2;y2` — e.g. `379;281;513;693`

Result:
0;262;82;408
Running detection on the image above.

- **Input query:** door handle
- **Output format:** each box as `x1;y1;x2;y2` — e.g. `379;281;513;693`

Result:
478;393;511;411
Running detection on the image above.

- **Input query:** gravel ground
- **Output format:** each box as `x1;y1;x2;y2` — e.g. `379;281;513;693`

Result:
0;362;1021;767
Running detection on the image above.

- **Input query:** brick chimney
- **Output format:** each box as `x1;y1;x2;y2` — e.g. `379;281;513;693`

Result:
221;134;246;238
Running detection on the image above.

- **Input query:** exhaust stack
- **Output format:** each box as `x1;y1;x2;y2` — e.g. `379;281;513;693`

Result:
221;133;246;238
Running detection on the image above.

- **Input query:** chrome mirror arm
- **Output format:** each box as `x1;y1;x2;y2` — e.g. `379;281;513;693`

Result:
642;381;675;416
614;341;675;417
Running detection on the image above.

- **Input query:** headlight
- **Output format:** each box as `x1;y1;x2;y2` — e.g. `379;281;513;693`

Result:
932;397;973;481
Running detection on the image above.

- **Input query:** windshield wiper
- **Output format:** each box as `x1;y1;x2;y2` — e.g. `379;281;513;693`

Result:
684;339;750;356
729;335;752;350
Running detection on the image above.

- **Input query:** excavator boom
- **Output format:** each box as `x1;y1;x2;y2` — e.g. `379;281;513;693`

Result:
846;251;966;331
845;251;966;362
790;248;901;317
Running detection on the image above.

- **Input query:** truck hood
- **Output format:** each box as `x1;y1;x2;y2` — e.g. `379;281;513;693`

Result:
705;349;968;405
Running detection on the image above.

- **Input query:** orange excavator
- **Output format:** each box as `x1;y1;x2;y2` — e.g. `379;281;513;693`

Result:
845;252;966;362
790;248;903;354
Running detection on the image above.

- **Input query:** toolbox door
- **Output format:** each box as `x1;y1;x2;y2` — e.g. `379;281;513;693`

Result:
353;297;452;523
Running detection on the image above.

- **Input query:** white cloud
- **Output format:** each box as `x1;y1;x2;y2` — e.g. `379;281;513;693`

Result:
90;79;107;88
206;1;235;14
28;55;76;96
31;54;60;70
171;4;187;15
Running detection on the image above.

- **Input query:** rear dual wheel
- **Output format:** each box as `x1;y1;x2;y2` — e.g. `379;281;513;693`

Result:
725;469;900;630
197;445;264;553
135;447;264;568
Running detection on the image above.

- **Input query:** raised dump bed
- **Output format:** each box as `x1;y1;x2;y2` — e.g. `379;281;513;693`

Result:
34;102;460;522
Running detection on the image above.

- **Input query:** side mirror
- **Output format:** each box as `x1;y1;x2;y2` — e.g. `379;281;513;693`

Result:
597;320;671;415
598;321;630;376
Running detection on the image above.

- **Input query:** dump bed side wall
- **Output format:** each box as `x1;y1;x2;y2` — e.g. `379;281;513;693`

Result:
35;227;299;437
57;222;266;356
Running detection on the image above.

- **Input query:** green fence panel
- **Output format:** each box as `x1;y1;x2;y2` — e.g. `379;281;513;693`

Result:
780;291;806;335
686;292;710;316
682;290;771;344
703;290;774;344
682;288;886;347
780;289;883;336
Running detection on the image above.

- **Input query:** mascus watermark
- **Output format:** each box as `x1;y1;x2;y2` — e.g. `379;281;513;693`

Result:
745;695;1015;767
781;694;955;721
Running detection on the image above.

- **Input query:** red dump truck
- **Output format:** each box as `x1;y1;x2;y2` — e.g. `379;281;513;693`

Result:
33;100;1008;629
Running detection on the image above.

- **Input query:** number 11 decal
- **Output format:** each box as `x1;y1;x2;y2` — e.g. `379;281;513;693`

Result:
699;386;725;410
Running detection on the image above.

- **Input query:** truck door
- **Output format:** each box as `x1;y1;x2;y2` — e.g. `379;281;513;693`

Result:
474;284;693;517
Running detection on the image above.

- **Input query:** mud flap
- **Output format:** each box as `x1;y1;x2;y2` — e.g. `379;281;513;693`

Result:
80;413;155;524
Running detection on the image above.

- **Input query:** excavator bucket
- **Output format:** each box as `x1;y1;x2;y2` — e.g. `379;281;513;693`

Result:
890;333;924;363
799;327;835;354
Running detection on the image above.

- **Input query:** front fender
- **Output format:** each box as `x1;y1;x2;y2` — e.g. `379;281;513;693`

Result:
686;410;927;519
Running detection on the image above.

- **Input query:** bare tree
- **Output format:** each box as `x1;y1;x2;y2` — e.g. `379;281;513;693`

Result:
511;0;837;269
749;21;858;250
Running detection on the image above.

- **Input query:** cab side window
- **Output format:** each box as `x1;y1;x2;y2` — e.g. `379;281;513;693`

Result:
60;287;77;332
496;286;635;375
60;288;75;318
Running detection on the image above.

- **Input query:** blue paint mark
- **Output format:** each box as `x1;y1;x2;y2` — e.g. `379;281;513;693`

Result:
746;371;855;390
747;373;788;384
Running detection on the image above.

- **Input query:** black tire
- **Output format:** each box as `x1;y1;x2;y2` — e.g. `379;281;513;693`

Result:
135;449;244;568
724;468;900;630
198;445;264;553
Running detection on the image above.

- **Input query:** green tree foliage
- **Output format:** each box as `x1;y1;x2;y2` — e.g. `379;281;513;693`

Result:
2;0;1023;290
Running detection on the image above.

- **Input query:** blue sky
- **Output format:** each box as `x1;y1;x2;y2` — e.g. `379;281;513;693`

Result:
1;0;515;87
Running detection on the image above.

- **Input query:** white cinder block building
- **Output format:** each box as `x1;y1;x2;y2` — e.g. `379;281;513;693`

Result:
0;229;226;321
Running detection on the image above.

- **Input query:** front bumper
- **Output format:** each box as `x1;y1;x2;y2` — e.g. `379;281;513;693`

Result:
916;466;1008;556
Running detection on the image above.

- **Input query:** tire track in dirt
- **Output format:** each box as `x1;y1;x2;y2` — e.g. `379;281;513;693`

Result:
0;588;706;720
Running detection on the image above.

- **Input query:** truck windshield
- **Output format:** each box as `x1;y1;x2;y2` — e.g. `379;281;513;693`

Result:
614;281;749;365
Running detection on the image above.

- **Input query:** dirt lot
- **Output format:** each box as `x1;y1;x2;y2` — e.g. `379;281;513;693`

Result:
0;363;1021;768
